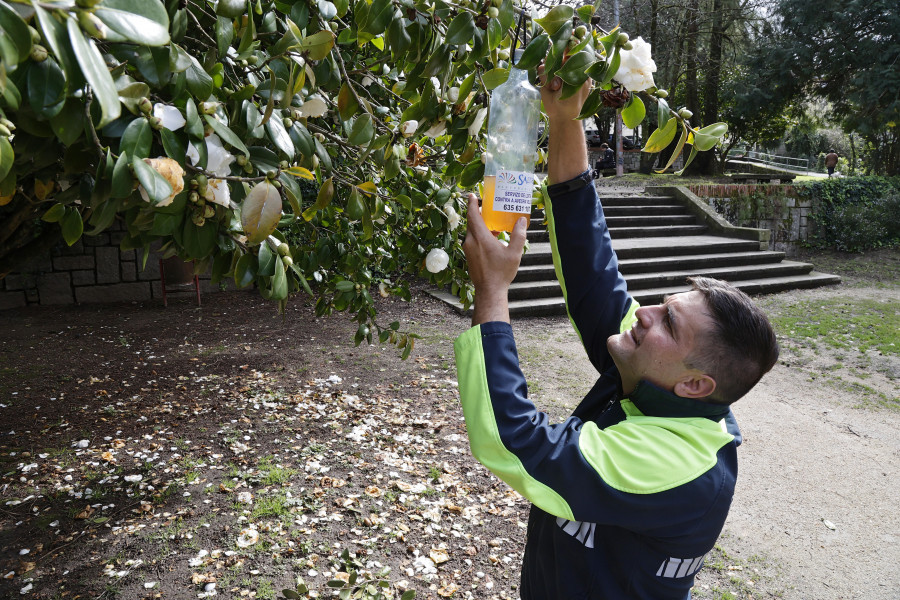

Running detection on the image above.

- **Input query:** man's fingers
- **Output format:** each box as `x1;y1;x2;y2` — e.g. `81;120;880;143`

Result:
508;216;527;255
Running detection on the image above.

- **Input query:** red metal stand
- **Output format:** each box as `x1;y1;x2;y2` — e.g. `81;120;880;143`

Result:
159;258;201;307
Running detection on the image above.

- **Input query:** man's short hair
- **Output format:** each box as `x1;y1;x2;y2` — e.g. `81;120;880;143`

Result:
600;143;609;149
684;277;779;404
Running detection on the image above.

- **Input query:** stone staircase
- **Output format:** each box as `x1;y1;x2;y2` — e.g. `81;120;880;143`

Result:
430;185;841;318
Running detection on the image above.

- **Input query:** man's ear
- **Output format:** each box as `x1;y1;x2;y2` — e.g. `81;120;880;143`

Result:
673;372;716;399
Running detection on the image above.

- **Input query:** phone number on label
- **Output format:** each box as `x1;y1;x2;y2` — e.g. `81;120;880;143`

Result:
502;204;529;212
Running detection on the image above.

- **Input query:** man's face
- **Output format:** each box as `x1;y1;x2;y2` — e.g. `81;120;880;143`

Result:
607;291;716;397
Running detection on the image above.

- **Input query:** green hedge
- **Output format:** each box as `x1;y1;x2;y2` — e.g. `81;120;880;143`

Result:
797;177;900;252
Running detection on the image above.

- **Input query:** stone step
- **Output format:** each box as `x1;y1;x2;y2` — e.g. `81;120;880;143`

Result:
606;215;699;227
603;205;690;216
610;225;709;238
618;251;785;274
597;195;677;206
507;261;820;300
429;272;842;318
520;236;763;266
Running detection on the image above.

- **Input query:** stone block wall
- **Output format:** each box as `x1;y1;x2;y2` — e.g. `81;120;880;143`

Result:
687;184;813;256
0;222;221;310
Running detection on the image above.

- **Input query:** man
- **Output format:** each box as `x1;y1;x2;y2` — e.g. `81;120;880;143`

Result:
454;74;779;599
596;142;615;170
825;150;839;177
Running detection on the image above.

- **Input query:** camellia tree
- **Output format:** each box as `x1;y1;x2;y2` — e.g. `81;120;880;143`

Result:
0;0;726;353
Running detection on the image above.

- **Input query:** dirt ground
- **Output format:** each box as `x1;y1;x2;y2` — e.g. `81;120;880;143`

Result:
1;249;898;600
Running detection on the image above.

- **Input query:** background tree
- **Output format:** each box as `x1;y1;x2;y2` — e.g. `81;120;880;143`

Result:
0;0;723;350
751;0;900;175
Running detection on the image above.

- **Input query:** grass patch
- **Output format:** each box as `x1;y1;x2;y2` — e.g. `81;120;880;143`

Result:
761;296;899;356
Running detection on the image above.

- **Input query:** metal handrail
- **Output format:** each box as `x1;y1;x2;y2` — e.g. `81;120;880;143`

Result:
727;150;810;173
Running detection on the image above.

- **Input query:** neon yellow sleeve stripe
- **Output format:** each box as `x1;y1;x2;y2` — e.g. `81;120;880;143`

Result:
542;183;581;344
454;326;575;521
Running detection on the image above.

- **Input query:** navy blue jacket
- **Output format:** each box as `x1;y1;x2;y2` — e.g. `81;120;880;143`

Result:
454;176;742;599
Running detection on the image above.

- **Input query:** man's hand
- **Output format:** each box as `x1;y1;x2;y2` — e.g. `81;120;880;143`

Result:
538;64;592;124
462;193;528;325
537;64;592;184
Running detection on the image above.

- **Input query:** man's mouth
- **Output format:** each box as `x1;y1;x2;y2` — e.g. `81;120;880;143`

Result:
629;327;638;346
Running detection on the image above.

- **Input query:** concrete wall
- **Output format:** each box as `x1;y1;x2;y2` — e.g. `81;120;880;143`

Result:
686;184;813;256
0;222;220;310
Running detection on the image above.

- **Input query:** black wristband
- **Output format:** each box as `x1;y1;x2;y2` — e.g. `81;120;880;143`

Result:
546;169;594;196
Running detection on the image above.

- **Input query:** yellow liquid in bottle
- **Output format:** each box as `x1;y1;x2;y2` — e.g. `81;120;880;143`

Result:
480;175;531;234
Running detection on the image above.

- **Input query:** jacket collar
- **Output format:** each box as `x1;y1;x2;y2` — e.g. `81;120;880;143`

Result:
627;380;732;420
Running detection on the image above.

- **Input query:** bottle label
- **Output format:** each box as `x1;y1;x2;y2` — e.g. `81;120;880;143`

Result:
492;170;533;214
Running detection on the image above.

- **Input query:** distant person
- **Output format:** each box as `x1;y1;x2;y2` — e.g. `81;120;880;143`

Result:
825;150;839;177
596;143;615;170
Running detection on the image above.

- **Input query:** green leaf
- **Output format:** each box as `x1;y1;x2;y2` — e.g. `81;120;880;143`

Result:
265;116;295;158
301;30;335;61
67;17;120;127
400;591;416;600
675;143;699;175
643;117;677;153
282;590;302;600
347;113;374;146
271;256;288;300
656;97;669;131
61;208;84;246
117;80;152;115
482;68;510;91
656;120;688;173
204;114;250;157
241;181;283;244
602;49;620;85
576;88;603;120
337;82;358;120
0;77;20;109
120;118;153;159
284;166;314;180
26;58;67;119
486;19;502;51
534;5;574;36
34;5;85;91
95;0;170;46
234;253;257;288
302;177;334;221
0;137;12;182
42;203;66;223
0;0;32;65
445;12;475;45
161;128;188;164
50;98;85;146
515;34;550;70
258;240;276;276
576;4;594;24
459;160;484;187
215;16;234;56
181;218;217;259
184;98;204;138
133;157;173;203
557;50;594;87
168;43;192;73
186;55;214;100
621;96;645;129
111;151;134;198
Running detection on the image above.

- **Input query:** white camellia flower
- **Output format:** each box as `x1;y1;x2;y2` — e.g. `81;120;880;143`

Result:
152;104;185;130
138;157;185;207
468;108;488;136
425;248;450;273
204;178;231;207
296;95;328;118
186;134;236;178
447;87;460;104
401;120;419;137
445;205;460;231
615;37;657;92
378;282;389;297
424;120;447;138
361;74;376;87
